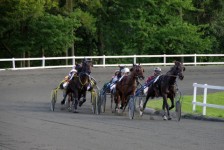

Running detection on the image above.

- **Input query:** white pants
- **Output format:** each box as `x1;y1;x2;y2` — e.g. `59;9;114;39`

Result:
63;82;69;89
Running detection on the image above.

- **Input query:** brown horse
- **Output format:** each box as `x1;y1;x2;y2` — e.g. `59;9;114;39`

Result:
140;61;185;120
114;64;145;112
64;58;93;113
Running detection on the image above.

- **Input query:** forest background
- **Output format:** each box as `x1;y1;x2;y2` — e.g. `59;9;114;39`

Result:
1;0;224;67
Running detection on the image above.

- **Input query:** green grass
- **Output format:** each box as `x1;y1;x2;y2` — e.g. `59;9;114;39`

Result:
146;92;224;118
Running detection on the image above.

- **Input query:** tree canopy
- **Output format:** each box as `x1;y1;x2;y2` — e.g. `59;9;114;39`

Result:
1;0;223;60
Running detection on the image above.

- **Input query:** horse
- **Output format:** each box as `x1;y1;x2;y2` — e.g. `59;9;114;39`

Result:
63;58;93;113
140;61;185;120
114;64;145;112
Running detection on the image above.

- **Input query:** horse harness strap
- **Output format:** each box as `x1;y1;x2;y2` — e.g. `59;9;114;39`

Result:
78;76;89;90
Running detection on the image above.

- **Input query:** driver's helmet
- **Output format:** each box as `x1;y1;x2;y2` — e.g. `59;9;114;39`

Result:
70;68;77;73
119;64;125;70
121;67;130;73
154;67;161;75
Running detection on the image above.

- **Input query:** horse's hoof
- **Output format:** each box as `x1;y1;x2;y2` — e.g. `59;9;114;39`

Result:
163;115;168;120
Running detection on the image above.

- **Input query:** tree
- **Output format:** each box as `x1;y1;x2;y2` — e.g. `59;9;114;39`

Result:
29;13;80;56
115;0;213;55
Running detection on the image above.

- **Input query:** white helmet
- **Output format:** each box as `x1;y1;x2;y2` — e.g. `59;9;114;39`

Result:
122;67;130;73
154;67;161;72
70;69;77;73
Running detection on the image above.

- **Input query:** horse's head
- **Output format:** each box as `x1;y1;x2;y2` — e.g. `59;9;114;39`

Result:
81;58;93;75
130;64;145;80
173;61;185;80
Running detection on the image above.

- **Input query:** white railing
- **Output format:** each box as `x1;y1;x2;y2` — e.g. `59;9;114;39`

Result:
192;83;224;115
0;54;224;70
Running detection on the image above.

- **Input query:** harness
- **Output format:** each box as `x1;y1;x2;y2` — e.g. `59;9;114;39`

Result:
77;73;89;90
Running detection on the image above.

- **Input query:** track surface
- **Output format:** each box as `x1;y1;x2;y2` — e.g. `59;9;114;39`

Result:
0;66;224;150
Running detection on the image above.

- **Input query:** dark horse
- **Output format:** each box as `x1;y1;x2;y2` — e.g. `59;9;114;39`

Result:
140;61;185;120
63;58;92;113
114;64;144;112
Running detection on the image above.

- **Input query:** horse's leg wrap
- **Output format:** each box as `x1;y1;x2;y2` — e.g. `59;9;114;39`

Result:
164;99;171;120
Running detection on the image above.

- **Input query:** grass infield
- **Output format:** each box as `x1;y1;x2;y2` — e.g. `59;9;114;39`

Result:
146;92;224;118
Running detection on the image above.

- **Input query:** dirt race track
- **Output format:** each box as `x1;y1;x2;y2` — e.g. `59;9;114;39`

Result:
0;65;224;150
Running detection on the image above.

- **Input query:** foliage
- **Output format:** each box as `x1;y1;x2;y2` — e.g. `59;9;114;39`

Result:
0;0;224;63
29;13;80;56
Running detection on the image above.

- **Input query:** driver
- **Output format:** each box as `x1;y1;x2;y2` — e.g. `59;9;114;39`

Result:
118;67;130;82
144;67;162;96
146;67;162;84
61;68;77;105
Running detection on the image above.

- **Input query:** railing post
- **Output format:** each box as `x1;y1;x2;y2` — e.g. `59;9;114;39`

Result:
103;55;105;67
12;58;15;69
72;56;76;66
133;55;136;64
203;84;208;115
42;56;45;68
192;83;197;112
163;54;166;66
194;53;197;66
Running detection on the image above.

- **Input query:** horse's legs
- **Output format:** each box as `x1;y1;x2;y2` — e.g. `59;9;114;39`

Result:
117;91;122;109
79;92;86;107
61;89;68;105
139;93;150;116
116;94;123;113
66;93;72;111
141;85;155;111
122;96;128;112
123;97;128;112
120;94;125;109
143;95;149;110
111;93;114;112
162;95;167;120
114;93;119;112
73;91;79;113
169;97;175;110
162;94;171;120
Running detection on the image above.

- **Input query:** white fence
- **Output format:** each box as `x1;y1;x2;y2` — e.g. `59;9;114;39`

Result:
0;54;224;71
192;83;224;115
